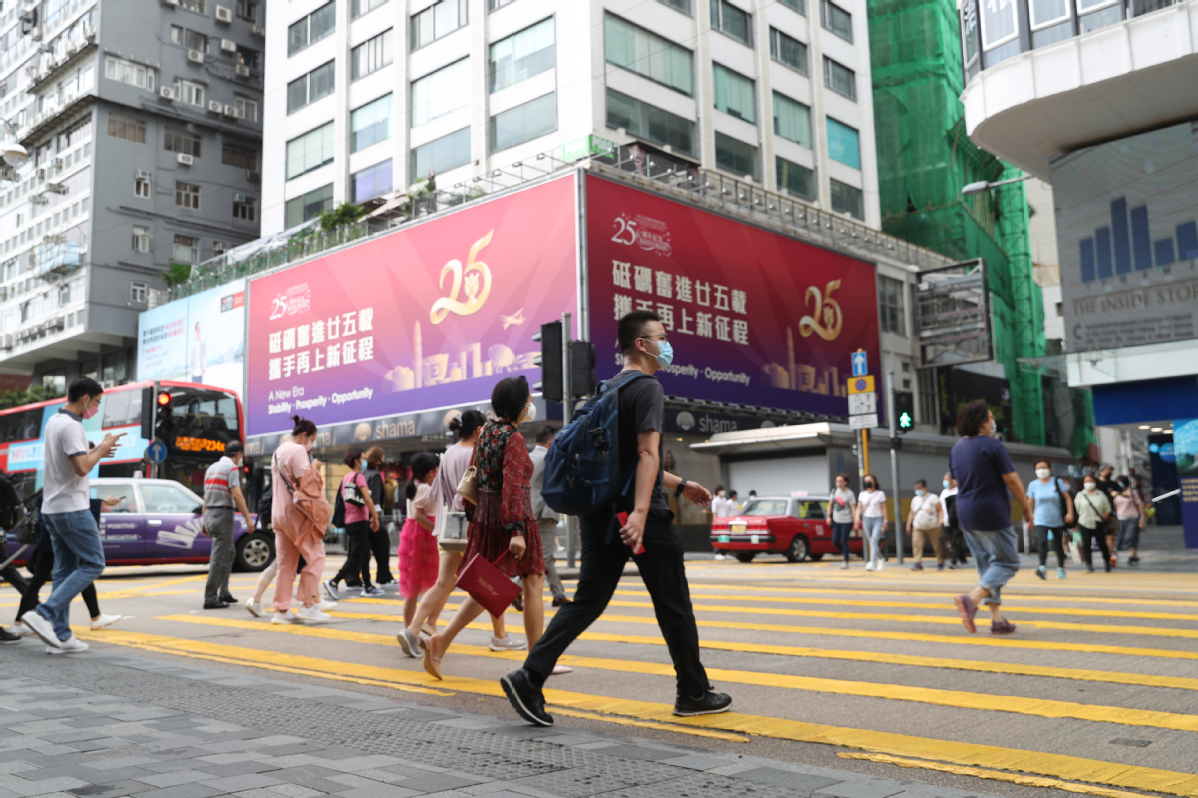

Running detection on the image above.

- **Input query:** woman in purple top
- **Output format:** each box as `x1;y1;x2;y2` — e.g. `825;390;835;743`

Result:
948;400;1033;636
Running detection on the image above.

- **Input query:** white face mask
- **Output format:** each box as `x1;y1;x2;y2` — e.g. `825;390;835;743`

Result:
1084;482;1096;492
1036;468;1050;479
524;402;535;423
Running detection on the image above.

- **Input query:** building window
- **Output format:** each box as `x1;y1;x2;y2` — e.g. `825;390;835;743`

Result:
878;274;906;335
233;195;256;221
288;61;335;114
285;184;333;228
131;281;148;303
176;182;201;210
107;114;146;143
352;29;394;80
237;47;261;69
831;179;864;220
105;57;155;90
410;59;471;127
286;122;334;179
132;226;150;253
823;56;857;101
979;0;1018;52
173;78;204;107
235;0;258;22
490;17;555;93
288;2;335;56
781;0;806;12
820;0;854;41
769;28;808;74
173;234;200;263
715;131;758;180
410;130;470;182
352;0;387;18
411;0;468;51
604;13;693;96
776;157;815;199
490;0;517;9
490;93;557;152
826;117;860;169
180;0;205;12
135;173;151;198
605;88;695;156
350;94;392;152
710;0;752;46
352;159;394;202
183;29;208;53
772;93;811;148
222;141;256;169
235;97;258;123
713;63;755;123
660;0;692;13
164;128;201;157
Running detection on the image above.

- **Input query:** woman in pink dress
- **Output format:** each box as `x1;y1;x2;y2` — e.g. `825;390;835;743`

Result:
421;376;545;678
398;452;440;626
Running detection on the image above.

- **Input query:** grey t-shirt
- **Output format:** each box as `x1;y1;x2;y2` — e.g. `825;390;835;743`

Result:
827;488;855;524
43;409;91;514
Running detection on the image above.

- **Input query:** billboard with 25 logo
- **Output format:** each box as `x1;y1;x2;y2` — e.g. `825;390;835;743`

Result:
245;175;579;435
586;173;880;418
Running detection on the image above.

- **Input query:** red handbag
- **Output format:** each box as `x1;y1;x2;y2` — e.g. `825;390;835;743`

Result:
456;553;521;618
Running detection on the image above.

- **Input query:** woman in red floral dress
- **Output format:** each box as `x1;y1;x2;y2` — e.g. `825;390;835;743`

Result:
420;376;545;678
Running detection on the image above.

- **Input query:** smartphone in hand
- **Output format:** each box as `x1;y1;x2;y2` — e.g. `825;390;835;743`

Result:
616;512;645;555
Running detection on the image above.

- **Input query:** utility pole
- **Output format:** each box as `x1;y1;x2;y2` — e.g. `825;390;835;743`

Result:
888;371;903;564
561;312;576;569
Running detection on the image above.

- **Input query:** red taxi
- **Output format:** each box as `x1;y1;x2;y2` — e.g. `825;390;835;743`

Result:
710;494;863;562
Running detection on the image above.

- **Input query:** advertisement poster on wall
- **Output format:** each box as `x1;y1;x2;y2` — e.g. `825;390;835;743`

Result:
245;175;579;436
1171;419;1198;547
585;174;881;418
136;279;247;399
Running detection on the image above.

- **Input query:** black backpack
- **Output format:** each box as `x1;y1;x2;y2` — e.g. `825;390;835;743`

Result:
944;493;959;528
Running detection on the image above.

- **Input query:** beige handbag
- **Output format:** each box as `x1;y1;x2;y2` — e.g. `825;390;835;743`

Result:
456;465;478;504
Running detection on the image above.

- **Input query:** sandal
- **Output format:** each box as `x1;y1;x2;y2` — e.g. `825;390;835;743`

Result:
420;636;443;680
953;594;978;634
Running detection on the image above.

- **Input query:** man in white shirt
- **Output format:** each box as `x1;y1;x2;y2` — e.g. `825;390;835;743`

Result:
21;377;124;653
711;486;729;560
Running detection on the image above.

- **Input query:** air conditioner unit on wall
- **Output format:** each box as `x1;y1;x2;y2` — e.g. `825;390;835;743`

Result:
187;49;204;64
223;104;237;117
220;38;235;53
245;170;259;183
50;157;62;169
215;5;232;22
235;64;250;77
232;193;246;202
135;169;150;179
177;152;193;166
160;86;174;100
44;182;66;194
29;27;41;41
251;25;264;37
207;99;222;112
34;167;45;179
160;0;179;6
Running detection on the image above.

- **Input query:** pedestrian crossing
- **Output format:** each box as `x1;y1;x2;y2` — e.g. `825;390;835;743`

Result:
49;561;1198;798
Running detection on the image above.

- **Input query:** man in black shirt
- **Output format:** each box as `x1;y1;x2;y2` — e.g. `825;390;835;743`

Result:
502;310;732;726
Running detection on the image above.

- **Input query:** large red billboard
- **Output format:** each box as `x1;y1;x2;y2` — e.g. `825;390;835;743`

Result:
586;174;880;418
246;175;578;435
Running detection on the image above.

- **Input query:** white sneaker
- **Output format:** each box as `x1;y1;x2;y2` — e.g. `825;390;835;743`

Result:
90;613;122;630
321;580;340;601
713;553;726;561
865;562;875;571
397;627;421;658
877;561;885;571
360;586;385;597
46;635;88;655
19;611;60;648
550;664;573;675
840;562;849;569
295;606;331;624
317;599;339;612
245;599;266;617
490;636;528;652
271;610;300;624
11;623;34;637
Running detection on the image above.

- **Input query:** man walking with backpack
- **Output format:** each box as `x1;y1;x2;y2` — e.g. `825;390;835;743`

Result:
501;310;732;726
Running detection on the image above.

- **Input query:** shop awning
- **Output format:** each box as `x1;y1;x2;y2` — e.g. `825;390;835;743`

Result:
690;423;838;455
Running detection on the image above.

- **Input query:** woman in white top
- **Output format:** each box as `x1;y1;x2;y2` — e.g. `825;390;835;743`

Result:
396;411;519;657
854;474;888;572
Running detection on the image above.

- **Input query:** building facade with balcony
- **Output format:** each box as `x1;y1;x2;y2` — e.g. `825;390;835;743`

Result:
0;0;265;389
261;0;881;236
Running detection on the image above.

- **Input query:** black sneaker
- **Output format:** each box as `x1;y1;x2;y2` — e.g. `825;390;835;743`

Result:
219;594;238;603
0;628;20;645
673;689;732;717
501;669;553;727
203;599;229;610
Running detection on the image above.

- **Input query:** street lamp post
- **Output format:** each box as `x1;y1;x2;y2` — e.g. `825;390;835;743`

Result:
960;174;1032;196
0;118;28;168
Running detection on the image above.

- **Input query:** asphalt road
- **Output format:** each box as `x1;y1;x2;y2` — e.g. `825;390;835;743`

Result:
7;539;1198;798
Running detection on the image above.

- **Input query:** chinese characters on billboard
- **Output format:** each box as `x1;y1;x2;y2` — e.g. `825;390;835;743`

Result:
586;174;880;417
246;175;579;435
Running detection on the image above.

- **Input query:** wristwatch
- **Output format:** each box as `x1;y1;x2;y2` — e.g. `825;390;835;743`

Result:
674;478;688;498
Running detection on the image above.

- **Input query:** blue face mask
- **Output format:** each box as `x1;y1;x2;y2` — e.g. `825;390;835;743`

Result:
649;339;674;368
942;480;950;489
914;489;925;496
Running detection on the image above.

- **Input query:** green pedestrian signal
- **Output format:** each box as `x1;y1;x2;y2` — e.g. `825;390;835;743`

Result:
894;391;915;433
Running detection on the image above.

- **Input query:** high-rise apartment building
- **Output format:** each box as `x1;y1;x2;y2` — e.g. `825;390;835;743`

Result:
263;0;879;235
0;0;265;388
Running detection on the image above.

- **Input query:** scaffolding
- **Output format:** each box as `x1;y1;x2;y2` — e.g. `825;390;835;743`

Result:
867;0;1086;451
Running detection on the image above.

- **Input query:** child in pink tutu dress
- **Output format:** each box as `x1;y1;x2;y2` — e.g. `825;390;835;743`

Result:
398;452;440;626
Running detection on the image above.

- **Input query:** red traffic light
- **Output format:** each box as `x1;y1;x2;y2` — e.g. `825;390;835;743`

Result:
156;392;172;406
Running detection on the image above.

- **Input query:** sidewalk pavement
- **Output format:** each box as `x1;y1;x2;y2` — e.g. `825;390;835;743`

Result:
0;647;998;798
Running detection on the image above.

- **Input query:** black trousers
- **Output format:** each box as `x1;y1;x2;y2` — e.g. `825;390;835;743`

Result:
945;525;968;563
345;526;393;585
523;511;709;698
333;521;374;589
1036;525;1066;568
17;545;101;622
0;537;30;597
1079;525;1111;571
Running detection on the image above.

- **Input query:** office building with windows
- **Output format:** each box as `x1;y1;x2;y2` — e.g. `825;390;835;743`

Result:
263;0;880;234
0;0;265;388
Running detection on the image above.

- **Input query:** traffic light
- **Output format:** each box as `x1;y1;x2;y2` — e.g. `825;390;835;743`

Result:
532;321;562;402
895;391;915;433
140;388;154;440
154;391;174;440
570;340;596;397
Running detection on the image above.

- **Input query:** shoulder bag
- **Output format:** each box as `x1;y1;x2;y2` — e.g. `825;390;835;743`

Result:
12;490;42;546
456;440;480;505
343;472;366;507
433;454;469;552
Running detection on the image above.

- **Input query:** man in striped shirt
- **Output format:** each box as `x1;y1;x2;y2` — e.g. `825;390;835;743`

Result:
202;441;253;609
